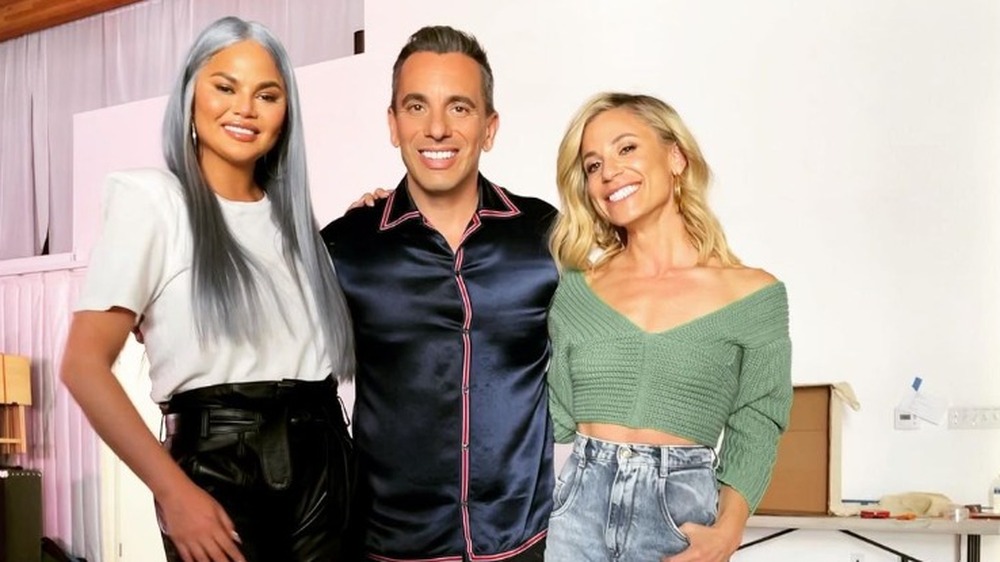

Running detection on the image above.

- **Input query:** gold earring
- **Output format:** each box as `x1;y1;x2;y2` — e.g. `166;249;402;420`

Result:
673;178;682;204
191;124;198;146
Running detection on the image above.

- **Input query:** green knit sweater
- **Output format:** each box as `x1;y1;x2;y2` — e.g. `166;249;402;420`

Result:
547;269;792;511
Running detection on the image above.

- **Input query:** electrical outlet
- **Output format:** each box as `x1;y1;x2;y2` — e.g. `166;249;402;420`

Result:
948;407;1000;429
850;554;864;562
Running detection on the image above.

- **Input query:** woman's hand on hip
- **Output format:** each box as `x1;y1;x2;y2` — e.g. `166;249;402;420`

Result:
661;521;741;562
158;478;245;562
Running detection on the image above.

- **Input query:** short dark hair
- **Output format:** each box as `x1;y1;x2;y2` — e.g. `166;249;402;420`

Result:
390;25;495;115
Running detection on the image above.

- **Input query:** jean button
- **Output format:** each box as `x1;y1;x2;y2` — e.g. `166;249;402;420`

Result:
619;446;632;460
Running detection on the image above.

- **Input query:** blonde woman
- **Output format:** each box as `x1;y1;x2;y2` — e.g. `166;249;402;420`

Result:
546;93;792;562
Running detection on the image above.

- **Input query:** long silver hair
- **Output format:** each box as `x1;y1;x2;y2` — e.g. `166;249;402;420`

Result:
162;16;354;380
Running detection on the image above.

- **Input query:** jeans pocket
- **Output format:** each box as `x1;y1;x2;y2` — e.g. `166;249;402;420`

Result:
657;465;718;542
551;454;583;518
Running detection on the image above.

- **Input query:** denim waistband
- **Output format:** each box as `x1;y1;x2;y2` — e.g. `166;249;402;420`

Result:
571;433;717;476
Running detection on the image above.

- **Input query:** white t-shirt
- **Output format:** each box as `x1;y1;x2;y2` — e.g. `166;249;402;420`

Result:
76;168;331;402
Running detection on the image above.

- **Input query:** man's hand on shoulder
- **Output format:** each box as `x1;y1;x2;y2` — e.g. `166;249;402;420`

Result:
347;188;393;211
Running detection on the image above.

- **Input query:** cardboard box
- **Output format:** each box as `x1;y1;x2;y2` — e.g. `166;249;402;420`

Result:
755;383;858;515
0;354;31;406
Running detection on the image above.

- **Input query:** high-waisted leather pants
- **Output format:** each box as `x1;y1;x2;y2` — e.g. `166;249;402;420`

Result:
159;377;357;561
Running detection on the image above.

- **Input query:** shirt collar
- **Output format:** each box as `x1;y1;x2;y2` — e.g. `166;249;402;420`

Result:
379;173;522;231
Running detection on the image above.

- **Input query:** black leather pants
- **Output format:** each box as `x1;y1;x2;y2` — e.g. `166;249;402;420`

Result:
159;377;358;561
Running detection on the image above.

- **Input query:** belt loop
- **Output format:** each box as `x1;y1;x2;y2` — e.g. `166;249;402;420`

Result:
199;410;209;439
256;403;293;490
711;447;720;471
659;446;670;477
576;435;588;469
276;379;295;398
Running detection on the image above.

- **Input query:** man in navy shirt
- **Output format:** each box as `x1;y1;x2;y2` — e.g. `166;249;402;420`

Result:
322;26;558;561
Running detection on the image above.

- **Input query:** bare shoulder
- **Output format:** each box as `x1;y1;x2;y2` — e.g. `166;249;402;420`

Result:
718;266;780;300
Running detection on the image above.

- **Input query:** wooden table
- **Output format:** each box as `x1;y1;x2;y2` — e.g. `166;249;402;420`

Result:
742;515;1000;562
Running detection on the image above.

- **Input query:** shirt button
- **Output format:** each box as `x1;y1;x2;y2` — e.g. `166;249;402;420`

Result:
461;328;470;335
462;443;469;450
462;385;469;393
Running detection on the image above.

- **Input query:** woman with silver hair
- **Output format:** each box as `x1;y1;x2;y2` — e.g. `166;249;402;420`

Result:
61;16;356;562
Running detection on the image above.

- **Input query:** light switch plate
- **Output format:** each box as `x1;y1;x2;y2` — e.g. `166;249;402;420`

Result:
894;408;919;430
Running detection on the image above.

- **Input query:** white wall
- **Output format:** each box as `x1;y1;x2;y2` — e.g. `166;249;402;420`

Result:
73;0;1000;560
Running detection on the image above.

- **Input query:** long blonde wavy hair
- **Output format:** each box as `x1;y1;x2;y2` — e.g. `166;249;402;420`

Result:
550;92;740;270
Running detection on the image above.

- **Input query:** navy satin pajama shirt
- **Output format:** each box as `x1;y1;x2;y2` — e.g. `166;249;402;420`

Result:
323;174;559;561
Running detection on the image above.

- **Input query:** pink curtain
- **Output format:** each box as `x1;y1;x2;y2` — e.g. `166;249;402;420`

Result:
0;265;102;561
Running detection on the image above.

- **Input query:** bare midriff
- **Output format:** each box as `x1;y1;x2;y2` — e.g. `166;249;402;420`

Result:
576;423;699;446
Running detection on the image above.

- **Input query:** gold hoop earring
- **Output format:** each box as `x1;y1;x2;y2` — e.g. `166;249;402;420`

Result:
673;179;682;204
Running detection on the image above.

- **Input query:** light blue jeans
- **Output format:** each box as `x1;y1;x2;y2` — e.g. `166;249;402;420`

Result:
545;434;719;561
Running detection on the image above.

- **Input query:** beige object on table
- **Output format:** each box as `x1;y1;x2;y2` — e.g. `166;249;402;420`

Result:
878;492;955;517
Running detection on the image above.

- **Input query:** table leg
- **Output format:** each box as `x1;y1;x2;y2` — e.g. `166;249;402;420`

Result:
967;534;980;562
839;530;923;562
737;528;797;550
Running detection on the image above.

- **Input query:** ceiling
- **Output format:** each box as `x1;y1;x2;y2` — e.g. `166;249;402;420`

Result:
0;0;141;42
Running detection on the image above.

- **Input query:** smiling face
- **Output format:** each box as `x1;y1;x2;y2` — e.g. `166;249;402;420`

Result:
192;40;287;176
387;51;498;202
581;107;687;230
